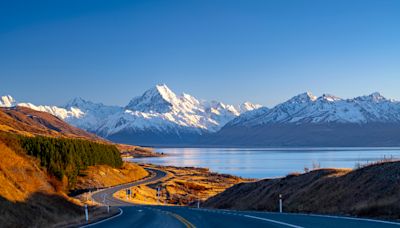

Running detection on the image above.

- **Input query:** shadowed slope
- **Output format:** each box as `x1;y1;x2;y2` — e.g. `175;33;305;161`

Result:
0;106;101;140
204;161;400;219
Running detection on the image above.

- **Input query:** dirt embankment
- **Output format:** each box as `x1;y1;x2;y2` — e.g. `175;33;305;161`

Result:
115;164;253;206
204;161;400;219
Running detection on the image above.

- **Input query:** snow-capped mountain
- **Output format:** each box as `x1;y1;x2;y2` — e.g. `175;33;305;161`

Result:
6;88;400;146
0;95;16;107
99;84;260;138
17;102;84;120
1;84;261;145
212;92;400;147
226;92;400;127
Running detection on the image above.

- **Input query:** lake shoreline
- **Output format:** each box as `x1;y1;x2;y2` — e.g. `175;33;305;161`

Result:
130;147;400;179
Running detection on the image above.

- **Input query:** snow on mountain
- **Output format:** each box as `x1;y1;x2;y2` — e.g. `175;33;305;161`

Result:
17;102;84;120
4;89;400;146
237;102;263;113
226;107;270;127
228;92;400;127
1;85;261;141
104;84;261;135
14;97;120;133
126;85;178;113
0;95;16;107
63;98;122;132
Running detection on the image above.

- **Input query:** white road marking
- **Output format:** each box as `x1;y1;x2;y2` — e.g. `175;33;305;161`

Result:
80;208;124;228
192;208;303;228
243;215;304;228
196;208;400;226
303;213;400;226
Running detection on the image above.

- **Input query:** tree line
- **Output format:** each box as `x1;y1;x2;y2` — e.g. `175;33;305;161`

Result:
18;135;123;188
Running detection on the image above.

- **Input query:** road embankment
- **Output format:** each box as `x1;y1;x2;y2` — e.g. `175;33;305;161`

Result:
204;160;400;220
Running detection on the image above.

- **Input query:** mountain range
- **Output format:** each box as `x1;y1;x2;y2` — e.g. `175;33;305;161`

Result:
2;86;400;146
0;84;260;145
211;92;400;146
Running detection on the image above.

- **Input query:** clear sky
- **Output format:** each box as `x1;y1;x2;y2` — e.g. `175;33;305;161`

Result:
1;0;399;107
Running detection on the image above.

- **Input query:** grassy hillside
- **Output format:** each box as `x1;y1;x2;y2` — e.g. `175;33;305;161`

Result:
75;162;148;190
0;106;101;140
2;133;123;189
204;161;400;219
0;139;83;227
115;165;251;206
0;107;148;227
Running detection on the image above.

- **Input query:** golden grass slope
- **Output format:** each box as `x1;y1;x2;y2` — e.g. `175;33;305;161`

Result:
115;165;252;206
0;140;86;227
204;161;400;219
0;106;101;141
0;140;54;202
75;162;148;190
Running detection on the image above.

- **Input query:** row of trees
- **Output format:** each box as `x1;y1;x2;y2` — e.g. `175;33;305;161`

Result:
19;136;123;188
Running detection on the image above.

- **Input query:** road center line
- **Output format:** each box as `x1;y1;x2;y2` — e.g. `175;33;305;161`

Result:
243;214;304;228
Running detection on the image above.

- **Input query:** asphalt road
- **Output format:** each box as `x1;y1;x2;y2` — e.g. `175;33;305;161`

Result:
86;168;400;228
91;168;167;207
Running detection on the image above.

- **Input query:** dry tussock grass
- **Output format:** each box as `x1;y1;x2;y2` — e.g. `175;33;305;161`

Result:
75;162;148;190
205;161;400;219
116;165;251;206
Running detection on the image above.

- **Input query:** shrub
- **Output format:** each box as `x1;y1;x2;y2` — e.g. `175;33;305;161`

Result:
18;135;122;188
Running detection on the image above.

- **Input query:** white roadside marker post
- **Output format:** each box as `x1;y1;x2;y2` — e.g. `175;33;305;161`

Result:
197;199;200;208
279;194;283;213
85;204;89;222
157;186;161;205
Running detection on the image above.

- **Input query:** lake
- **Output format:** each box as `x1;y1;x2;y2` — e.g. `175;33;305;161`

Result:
130;148;400;179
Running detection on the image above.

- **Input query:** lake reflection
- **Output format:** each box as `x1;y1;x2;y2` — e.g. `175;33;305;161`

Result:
129;148;400;179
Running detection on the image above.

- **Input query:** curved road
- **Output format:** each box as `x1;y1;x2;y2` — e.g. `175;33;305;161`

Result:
91;168;167;207
86;168;400;228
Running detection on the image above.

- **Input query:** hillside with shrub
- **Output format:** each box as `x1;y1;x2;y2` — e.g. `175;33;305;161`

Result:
0;137;83;227
204;161;400;219
0;106;148;226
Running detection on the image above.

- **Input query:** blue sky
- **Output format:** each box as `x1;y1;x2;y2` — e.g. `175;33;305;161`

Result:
0;0;399;107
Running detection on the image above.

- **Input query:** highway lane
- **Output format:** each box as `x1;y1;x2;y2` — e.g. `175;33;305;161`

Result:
91;168;166;207
86;168;400;228
160;206;400;228
86;206;186;228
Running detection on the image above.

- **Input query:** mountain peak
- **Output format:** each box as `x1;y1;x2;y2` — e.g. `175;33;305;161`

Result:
354;92;389;103
126;84;178;113
0;95;16;107
318;94;342;102
288;92;317;103
65;97;93;108
152;84;177;102
369;92;386;101
238;102;263;112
